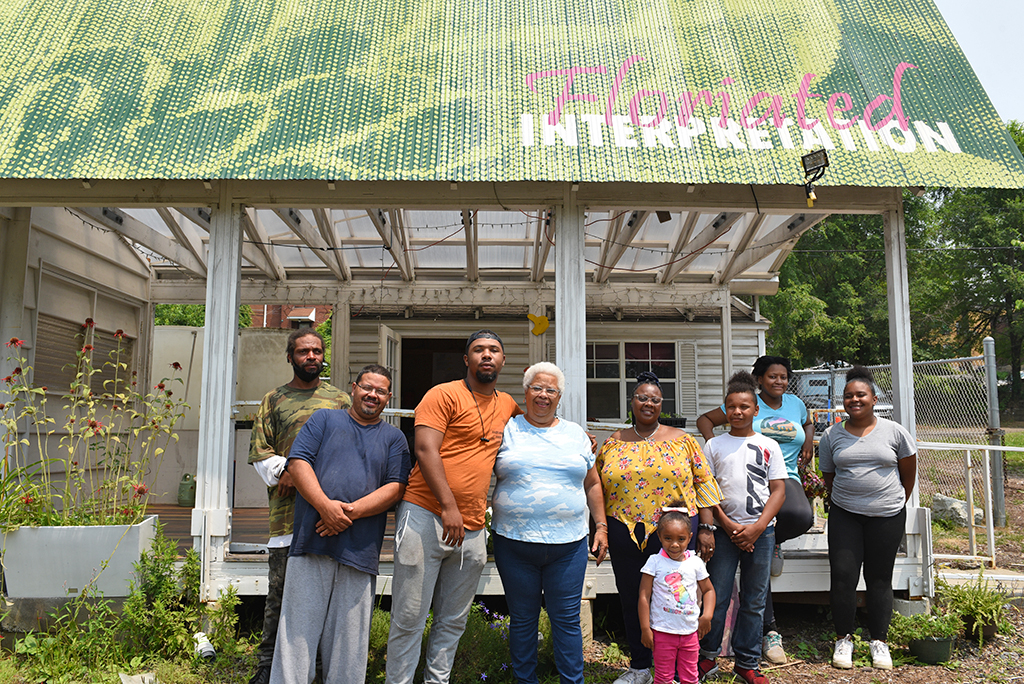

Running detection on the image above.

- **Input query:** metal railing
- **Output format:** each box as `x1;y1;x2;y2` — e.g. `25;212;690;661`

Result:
917;441;1024;568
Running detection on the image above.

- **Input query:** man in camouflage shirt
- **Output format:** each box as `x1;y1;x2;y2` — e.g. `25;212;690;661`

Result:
248;329;351;684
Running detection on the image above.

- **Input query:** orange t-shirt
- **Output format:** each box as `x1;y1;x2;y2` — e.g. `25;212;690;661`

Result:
404;379;522;530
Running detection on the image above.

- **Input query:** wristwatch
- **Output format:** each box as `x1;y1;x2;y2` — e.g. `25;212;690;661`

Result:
698;523;718;533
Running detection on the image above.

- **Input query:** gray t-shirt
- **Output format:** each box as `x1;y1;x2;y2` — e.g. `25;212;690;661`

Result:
818;418;915;518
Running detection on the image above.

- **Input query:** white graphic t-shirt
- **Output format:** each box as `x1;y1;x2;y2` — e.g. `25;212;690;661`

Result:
641;549;709;635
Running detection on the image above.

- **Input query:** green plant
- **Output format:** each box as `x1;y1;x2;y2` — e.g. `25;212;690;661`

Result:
1;322;188;529
938;575;1009;647
11;525;241;682
888;609;962;646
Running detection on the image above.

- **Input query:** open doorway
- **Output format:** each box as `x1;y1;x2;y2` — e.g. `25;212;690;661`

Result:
399;338;467;450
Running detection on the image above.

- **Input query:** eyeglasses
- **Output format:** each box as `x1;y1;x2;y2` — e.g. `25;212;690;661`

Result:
527;385;561;397
632;394;663;405
356;383;390;397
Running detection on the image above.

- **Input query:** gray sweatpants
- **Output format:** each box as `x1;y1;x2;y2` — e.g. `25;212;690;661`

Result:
270;554;374;684
385;501;487;684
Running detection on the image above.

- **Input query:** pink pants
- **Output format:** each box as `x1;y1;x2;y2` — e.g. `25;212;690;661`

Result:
652;629;699;684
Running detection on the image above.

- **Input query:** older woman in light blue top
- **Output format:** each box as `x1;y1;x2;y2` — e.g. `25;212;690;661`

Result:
492;362;608;684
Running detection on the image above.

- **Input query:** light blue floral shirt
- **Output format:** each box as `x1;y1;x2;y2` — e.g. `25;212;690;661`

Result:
492;415;595;544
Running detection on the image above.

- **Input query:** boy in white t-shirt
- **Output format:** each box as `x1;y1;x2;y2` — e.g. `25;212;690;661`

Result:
638;502;716;684
697;372;787;684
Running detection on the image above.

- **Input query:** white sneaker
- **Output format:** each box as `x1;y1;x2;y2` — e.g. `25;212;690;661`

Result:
832;634;854;669
870;640;893;670
612;668;653;684
762;630;786;664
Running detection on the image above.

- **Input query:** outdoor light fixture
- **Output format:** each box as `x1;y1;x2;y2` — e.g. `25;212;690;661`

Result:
801;149;829;208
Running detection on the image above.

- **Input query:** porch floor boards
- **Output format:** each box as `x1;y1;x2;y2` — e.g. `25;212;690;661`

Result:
145;504;396;559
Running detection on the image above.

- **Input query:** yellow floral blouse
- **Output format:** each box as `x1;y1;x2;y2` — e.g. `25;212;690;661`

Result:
596;434;723;549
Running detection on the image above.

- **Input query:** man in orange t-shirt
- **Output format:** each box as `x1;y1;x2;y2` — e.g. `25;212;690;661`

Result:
385;330;522;684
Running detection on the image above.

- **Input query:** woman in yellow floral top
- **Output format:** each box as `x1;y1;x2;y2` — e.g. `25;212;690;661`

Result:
598;372;723;684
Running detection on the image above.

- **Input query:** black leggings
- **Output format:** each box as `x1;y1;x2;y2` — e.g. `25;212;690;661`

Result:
763;478;814;632
827;504;907;641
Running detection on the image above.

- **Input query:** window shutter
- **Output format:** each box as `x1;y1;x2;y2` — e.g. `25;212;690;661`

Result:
677;341;699;418
32;315;82;391
546;340;556;364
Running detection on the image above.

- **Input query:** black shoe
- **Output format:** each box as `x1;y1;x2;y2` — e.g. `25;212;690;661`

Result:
248;665;271;684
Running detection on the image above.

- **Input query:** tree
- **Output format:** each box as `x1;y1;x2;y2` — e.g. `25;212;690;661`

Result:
154;304;253;328
930;121;1024;401
761;193;936;368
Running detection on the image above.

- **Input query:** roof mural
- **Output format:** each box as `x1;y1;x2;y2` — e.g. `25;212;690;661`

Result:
0;0;1021;187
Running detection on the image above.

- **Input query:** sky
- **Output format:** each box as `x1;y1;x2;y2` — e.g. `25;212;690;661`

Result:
932;0;1023;123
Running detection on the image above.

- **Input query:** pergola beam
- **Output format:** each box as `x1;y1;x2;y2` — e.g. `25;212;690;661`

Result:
73;207;207;277
273;208;346;280
594;211;649;283
531;209;553;282
241;209;287;280
717;213;768;283
312;208;351;280
156;207;207;271
463;209;478;281
365;208;413;281
660;212;744;283
722;213;827;279
151;279;732;308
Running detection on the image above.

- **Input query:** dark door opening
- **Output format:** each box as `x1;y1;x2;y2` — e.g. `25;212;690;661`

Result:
399;338;467;452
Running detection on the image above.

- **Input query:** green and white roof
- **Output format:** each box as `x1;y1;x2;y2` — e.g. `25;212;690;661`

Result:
0;0;1021;187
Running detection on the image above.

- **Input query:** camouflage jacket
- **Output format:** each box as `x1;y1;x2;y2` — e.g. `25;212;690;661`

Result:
249;382;351;538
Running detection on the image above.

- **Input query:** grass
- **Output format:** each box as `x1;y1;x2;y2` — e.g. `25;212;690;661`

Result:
1003;431;1024;473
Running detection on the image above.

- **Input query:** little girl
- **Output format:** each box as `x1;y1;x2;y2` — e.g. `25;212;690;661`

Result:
638;502;716;684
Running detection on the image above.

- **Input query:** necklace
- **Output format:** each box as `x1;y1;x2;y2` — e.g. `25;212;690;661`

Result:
464;378;497;443
633;423;660;443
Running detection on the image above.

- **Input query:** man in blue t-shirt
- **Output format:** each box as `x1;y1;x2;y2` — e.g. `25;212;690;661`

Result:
269;364;411;684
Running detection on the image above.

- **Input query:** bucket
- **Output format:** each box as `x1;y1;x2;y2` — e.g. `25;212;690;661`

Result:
177;473;197;507
908;636;953;665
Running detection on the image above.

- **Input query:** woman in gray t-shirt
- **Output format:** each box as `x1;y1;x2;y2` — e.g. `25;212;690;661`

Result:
818;366;916;673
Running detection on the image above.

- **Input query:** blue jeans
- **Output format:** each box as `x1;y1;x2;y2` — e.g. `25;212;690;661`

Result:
699;526;774;671
493;534;588;684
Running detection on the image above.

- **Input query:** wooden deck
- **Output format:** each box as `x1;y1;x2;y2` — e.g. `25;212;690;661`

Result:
146;504;396;559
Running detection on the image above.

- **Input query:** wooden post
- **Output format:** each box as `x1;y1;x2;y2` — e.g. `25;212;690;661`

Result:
554;188;586;427
192;183;243;600
332;301;350;386
0;208;30;381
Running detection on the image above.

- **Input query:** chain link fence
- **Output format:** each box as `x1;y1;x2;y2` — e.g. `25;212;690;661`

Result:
794;357;992;509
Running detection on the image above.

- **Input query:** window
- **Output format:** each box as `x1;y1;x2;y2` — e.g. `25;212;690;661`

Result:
33;314;135;396
585;342;677;421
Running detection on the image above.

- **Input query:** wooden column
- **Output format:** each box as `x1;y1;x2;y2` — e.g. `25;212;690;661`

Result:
332;301;350;387
884;204;918;510
528;302;546;365
554;189;586;426
0;208;31;380
720;299;733;389
192;183;243;599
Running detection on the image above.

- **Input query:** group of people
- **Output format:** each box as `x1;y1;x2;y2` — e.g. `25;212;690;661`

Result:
246;329;917;684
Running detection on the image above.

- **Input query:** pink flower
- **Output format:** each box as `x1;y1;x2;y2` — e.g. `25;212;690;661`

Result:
6;337;23;347
170;362;182;371
132;483;149;497
83;318;95;328
82;345;93;352
12;367;21;376
20;495;33;505
113;329;126;339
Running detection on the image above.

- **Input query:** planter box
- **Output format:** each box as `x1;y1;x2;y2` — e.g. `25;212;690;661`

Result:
1;515;157;598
